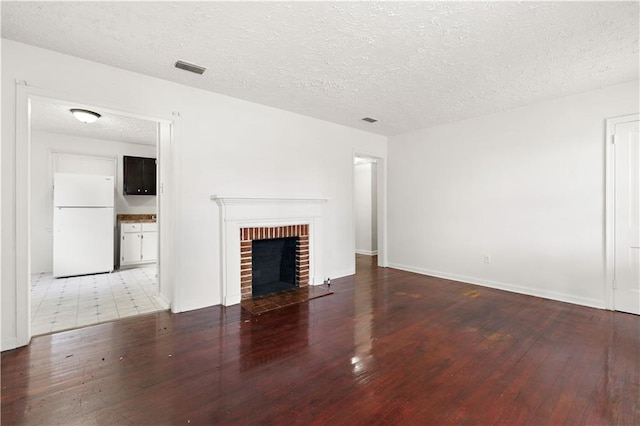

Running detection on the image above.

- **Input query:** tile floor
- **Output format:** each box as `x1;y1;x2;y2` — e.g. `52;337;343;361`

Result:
31;265;166;336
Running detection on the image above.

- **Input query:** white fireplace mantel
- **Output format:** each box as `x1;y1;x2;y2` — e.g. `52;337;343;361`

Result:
211;195;327;306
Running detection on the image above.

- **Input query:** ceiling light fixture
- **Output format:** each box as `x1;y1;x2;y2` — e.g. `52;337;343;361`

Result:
362;117;378;123
175;60;206;75
70;108;101;124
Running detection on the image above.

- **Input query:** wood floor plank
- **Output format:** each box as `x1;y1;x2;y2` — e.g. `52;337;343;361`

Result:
3;255;639;425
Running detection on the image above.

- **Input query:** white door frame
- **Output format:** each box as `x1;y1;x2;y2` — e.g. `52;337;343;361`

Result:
605;113;640;311
353;150;387;268
14;82;177;347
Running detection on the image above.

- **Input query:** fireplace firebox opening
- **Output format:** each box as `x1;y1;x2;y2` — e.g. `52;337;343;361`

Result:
240;224;310;300
252;237;298;297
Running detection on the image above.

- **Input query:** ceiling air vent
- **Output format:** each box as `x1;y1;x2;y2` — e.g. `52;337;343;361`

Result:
174;60;206;75
362;117;378;123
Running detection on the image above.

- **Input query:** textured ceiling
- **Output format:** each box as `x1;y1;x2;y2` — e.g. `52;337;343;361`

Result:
3;2;638;136
31;98;157;145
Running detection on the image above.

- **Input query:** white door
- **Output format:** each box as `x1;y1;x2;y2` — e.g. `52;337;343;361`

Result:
613;119;640;314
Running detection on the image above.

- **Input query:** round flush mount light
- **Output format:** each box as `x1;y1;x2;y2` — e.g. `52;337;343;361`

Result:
70;108;101;124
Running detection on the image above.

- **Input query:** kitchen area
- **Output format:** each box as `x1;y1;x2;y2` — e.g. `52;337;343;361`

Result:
30;99;166;336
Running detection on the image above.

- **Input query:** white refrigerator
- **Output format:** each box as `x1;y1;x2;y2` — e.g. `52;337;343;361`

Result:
53;173;115;278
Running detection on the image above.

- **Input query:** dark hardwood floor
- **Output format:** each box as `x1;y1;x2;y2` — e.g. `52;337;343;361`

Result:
2;255;639;425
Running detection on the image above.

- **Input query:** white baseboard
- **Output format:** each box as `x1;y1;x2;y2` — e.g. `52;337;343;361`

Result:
223;294;241;307
355;249;378;256
387;262;605;310
2;336;20;352
330;267;356;281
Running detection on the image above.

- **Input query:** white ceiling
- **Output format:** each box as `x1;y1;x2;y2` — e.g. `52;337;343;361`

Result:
3;1;638;136
31;99;158;145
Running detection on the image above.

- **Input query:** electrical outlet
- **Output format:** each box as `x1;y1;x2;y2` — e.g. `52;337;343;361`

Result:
483;254;491;264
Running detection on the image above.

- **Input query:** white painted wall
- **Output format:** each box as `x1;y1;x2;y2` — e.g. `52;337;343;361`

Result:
388;80;640;308
30;130;157;273
354;162;378;255
1;40;387;350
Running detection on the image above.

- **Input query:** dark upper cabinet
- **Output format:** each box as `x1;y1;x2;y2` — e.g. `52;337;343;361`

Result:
123;156;156;195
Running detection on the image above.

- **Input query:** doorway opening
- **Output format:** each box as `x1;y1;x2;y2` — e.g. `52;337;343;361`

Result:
16;90;174;342
605;114;640;315
354;156;379;271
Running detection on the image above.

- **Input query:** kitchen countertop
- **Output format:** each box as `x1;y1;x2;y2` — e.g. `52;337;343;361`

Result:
117;214;156;223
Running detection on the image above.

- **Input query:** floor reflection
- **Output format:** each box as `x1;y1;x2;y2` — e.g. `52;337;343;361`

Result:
352;255;376;379
239;304;309;372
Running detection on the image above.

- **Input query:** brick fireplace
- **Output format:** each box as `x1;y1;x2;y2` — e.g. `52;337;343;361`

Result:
240;224;309;300
211;196;326;306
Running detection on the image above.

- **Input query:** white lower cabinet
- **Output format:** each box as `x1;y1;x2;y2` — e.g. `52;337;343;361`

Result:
140;229;158;262
119;222;157;267
121;231;142;264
